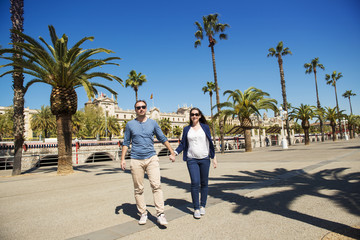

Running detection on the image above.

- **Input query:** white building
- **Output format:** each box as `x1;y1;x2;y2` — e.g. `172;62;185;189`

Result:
1;94;288;140
85;94;193;128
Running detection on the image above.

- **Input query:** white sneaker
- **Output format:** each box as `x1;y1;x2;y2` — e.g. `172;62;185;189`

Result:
200;206;206;215
194;209;201;219
157;213;168;226
138;213;147;225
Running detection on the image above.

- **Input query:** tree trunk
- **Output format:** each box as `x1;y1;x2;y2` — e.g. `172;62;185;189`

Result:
209;92;216;144
314;70;324;142
13;88;24;176
348;125;353;139
331;124;336;141
304;127;310;145
56;114;74;175
244;128;252;152
11;0;25;176
334;83;343;139
302;120;310;145
348;97;353;115
277;55;291;145
210;44;224;153
352;125;356;138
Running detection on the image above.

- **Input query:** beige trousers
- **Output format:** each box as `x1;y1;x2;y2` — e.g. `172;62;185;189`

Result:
130;155;164;216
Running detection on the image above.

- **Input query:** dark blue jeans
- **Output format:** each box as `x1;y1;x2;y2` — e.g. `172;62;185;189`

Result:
186;157;210;210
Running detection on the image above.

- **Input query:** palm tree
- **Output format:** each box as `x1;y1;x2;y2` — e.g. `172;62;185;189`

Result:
125;70;147;101
0;26;123;175
172;125;182;139
325;71;343;139
289;104;316;145
353;115;360;138
158;118;172;137
346;114;356;139
202;81;217;142
304;57;325;141
195;13;230;153
72;110;85;138
10;0;25;176
342;90;356;115
0;107;14;141
267;41;292;146
31;105;56;138
324;107;344;141
215;87;277;152
93;115;121;140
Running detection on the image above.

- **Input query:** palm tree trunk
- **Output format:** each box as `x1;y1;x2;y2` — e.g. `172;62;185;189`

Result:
304;127;310;145
13;85;24;175
210;45;224;153
277;55;291;145
135;90;138;101
348;125;353;139
258;116;262;147
352;125;356;138
244;128;252;152
56;114;74;175
331;123;336;141
334;84;343;139
348;97;353;115
209;92;216;144
314;71;324;142
11;0;25;176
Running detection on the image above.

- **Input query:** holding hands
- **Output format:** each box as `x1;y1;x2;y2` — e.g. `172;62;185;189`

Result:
169;153;176;162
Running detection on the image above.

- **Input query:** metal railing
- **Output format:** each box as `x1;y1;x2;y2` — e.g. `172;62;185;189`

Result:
0;150;127;171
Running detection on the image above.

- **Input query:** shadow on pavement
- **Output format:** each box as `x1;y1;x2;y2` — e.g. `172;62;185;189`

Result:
161;167;360;239
115;203;168;229
165;198;193;215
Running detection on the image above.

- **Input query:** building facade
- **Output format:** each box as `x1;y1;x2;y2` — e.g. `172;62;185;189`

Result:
1;94;289;140
85;94;193;129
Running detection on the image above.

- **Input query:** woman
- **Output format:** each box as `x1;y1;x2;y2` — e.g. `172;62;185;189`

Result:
173;107;217;219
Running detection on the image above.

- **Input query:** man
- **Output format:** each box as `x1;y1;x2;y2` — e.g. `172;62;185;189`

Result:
121;100;175;226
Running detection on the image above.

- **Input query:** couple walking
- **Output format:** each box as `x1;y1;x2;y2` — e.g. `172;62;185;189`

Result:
120;100;217;226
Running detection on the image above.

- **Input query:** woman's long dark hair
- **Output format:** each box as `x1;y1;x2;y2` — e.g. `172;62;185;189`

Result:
189;107;208;126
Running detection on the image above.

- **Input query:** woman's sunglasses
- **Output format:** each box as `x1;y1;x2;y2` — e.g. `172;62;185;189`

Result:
190;113;200;117
135;105;147;110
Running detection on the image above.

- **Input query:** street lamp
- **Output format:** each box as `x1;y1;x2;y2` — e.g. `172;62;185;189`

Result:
105;111;107;140
343;117;349;141
279;107;288;149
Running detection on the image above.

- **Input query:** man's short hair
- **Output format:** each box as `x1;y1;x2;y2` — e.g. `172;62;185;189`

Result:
134;100;147;108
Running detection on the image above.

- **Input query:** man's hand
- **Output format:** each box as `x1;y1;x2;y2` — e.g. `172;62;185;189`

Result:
121;159;126;170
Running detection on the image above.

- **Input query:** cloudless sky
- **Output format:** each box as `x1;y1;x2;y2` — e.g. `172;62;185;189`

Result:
0;0;359;117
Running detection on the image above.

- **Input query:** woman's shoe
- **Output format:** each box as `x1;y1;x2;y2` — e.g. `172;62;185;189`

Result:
194;209;201;219
200;206;206;215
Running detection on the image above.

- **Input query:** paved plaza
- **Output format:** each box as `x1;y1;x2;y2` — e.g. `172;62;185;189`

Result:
0;139;359;240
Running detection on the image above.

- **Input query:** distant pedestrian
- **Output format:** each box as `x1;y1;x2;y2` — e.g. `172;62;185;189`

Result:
121;100;176;226
171;107;217;219
265;136;270;146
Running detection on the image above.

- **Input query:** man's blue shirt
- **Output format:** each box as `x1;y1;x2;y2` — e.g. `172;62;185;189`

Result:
123;118;167;159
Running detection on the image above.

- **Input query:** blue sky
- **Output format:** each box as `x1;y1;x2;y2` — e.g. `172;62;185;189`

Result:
1;0;359;117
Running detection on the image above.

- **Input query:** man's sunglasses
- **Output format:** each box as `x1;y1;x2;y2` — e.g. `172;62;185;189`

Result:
190;113;200;117
136;105;147;110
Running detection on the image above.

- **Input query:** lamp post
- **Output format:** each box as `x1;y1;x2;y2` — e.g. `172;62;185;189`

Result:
343;117;349;141
105;111;108;141
279;107;288;149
